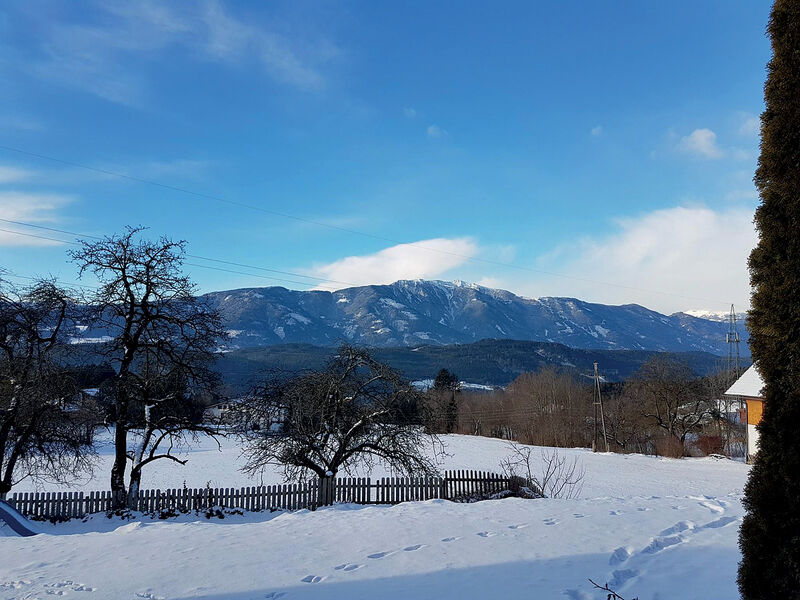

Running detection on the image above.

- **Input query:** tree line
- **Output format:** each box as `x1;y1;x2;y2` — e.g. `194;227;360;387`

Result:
428;361;743;459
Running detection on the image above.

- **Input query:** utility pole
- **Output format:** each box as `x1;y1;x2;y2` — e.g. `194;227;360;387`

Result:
724;304;742;458
593;362;609;452
726;304;741;384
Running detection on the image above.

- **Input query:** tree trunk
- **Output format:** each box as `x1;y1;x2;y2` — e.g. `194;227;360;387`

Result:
110;391;129;510
126;468;141;511
0;477;11;499
317;473;336;508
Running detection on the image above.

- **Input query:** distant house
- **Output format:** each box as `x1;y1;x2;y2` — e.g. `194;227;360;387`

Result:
203;399;242;425
725;364;765;462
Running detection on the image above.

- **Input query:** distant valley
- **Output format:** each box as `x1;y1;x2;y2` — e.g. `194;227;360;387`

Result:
216;339;739;392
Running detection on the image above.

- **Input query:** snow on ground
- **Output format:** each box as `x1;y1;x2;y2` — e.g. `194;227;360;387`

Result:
11;433;749;500
1;435;749;599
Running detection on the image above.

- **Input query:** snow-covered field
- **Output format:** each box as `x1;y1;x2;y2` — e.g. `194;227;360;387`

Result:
1;434;749;599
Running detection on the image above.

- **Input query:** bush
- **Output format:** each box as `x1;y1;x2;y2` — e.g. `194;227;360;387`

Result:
500;443;584;499
653;436;685;458
695;434;724;456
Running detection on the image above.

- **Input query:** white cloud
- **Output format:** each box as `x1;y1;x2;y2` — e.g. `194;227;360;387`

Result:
427;124;446;138
515;205;756;313
591;125;603;136
0;191;73;246
307;238;478;289
679;128;724;159
403;107;417;119
23;0;335;105
0;166;34;184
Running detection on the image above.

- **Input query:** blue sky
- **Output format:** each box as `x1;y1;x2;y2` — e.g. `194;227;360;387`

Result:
0;1;770;313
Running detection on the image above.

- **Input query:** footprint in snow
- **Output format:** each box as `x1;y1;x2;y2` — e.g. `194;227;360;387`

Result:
135;593;165;600
264;593;286;599
659;520;695;536
301;575;326;584
477;531;496;538
403;544;426;551
44;581;97;593
642;535;684;554
367;551;395;559
572;513;585;518
335;563;364;572
508;523;529;530
700;516;738;530
441;536;461;542
609;546;632;565
608;568;639;588
0;581;32;590
636;507;651;512
609;510;622;516
543;518;558;526
698;500;725;514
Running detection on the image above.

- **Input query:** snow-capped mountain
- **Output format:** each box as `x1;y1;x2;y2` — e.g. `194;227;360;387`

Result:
201;280;749;355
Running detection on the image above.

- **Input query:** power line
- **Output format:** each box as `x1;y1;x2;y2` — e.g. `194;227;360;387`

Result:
0;143;741;307
0;271;100;291
0;227;78;245
0;218;359;288
0;227;337;290
0;219;354;290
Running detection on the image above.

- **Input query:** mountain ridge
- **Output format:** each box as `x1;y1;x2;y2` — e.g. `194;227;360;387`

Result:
197;279;749;355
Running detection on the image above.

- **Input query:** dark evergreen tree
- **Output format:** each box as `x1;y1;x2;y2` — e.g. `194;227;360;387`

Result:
738;2;800;597
433;369;460;433
433;368;460;392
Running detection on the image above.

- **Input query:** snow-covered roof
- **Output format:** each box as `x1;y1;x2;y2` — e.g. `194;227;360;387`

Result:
725;364;764;398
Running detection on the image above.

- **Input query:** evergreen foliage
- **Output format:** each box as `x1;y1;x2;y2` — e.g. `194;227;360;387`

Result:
433;369;460;434
738;1;800;596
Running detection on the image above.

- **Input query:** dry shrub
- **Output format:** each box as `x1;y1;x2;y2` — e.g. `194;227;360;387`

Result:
500;442;585;499
695;434;725;456
456;369;593;449
653;435;685;458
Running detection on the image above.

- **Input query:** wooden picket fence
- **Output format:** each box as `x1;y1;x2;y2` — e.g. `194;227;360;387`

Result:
5;470;510;520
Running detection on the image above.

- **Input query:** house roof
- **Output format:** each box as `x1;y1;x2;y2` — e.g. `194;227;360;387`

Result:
725;364;764;398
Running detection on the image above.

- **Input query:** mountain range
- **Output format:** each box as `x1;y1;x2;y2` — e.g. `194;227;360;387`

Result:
199;280;749;355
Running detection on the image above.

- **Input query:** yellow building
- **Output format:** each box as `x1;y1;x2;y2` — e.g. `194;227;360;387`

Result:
725;364;764;462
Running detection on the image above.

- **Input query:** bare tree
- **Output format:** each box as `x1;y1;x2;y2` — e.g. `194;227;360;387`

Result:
499;442;585;499
124;363;219;507
235;345;440;487
70;227;224;509
456;369;592;448
0;277;96;496
601;383;653;454
628;357;712;450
